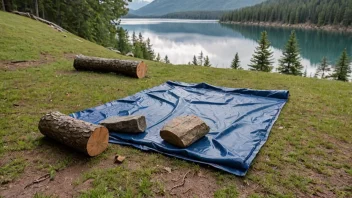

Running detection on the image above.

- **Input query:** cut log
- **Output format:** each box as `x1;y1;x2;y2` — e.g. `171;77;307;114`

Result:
99;115;146;133
73;55;147;79
160;115;210;148
38;111;109;157
12;11;67;32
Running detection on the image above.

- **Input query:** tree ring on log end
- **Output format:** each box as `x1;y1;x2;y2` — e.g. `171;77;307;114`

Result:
136;61;147;79
86;127;109;157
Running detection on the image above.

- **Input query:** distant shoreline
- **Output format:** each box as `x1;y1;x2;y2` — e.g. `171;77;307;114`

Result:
220;21;352;33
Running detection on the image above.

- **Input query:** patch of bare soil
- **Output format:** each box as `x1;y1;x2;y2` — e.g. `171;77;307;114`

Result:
0;53;56;71
64;53;77;60
152;168;219;198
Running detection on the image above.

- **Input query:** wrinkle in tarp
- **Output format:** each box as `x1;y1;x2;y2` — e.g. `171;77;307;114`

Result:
71;81;289;176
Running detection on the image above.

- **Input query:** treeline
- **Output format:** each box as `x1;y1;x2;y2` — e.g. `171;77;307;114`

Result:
220;0;352;27
230;30;351;82
162;11;225;20
124;10;226;20
1;0;130;47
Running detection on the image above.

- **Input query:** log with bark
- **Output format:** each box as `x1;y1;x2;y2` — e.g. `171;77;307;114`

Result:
38;111;109;157
12;11;67;32
99;115;147;133
160;115;210;148
73;55;147;79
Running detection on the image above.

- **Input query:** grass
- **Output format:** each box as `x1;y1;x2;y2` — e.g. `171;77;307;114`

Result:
0;11;351;197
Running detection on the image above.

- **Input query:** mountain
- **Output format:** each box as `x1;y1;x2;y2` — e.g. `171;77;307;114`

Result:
132;0;266;16
127;0;152;10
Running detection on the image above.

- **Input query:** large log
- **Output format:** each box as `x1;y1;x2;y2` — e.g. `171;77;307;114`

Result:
160;115;210;148
100;115;147;133
38;112;109;157
73;55;147;79
12;11;67;32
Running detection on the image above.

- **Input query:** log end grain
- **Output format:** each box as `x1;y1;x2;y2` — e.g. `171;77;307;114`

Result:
86;127;109;156
136;61;147;79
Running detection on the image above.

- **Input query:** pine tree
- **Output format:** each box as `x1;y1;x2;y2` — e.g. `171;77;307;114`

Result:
303;67;307;77
249;31;273;72
132;32;137;46
155;53;161;62
278;31;303;76
332;49;351;81
192;55;198;65
146;38;154;60
117;28;131;54
231;53;241;69
315;57;330;79
138;32;144;43
198;51;204;66
164;55;171;64
203;56;211;67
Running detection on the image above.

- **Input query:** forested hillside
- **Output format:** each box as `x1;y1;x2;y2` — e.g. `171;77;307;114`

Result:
125;10;226;20
221;0;352;27
1;0;129;47
132;0;265;16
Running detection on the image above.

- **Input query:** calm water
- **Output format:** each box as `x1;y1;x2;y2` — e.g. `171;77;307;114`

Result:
120;19;352;76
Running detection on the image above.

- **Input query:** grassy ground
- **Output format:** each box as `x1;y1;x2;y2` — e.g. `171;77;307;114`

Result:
0;11;351;198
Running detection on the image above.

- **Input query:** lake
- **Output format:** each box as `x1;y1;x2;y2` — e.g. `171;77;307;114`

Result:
120;19;352;76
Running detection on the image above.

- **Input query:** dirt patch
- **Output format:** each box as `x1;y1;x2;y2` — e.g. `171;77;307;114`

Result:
152;168;218;198
0;53;55;70
64;53;77;60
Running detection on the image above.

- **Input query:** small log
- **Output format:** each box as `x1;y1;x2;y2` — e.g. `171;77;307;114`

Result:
160;115;210;148
73;55;147;79
99;115;146;133
38;111;109;157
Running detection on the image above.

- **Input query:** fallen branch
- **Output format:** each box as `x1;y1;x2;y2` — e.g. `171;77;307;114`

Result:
12;11;67;32
24;173;50;189
170;170;191;191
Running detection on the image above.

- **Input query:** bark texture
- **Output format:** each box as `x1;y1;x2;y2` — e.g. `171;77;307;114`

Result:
38;112;109;157
73;55;147;79
160;115;210;148
100;115;146;133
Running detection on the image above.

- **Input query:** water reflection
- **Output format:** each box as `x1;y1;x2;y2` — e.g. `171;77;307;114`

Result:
121;19;352;76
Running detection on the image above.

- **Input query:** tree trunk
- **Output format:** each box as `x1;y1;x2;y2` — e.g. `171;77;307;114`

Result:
38;111;109;157
12;11;66;32
1;0;5;11
160;115;210;148
34;0;39;17
74;55;147;79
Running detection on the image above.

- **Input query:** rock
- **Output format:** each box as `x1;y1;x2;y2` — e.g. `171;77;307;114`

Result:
99;115;146;133
126;52;134;57
160;115;210;148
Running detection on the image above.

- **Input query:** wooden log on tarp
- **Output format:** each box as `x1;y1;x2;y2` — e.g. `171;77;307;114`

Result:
99;115;147;133
73;55;147;79
160;115;210;148
38;111;109;157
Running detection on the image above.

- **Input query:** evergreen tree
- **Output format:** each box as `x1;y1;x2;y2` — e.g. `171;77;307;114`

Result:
315;57;330;79
132;32;137;46
155;53;161;62
133;42;144;59
192;55;198;65
231;53;241;69
249;31;273;72
116;28;131;55
146;38;155;60
204;56;211;67
332;49;351;81
278;31;303;76
198;51;204;66
303;67;307;77
164;55;171;64
138;32;144;43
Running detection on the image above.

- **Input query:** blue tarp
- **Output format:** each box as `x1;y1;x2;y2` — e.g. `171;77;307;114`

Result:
71;81;289;176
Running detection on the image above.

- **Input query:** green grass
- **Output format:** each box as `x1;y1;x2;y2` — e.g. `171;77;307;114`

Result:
1;11;352;197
